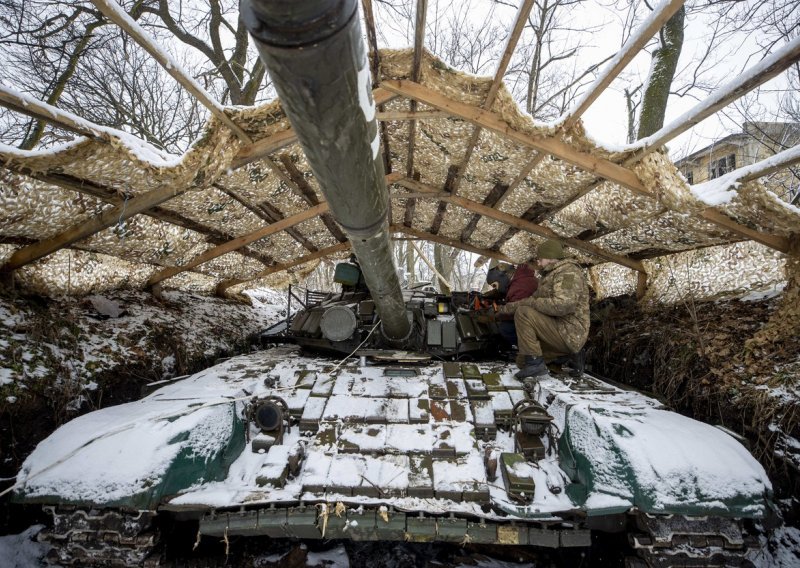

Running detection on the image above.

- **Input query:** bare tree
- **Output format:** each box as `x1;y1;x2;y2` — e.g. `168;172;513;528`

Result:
138;0;268;106
501;0;615;121
0;0;271;152
0;1;114;148
65;32;204;152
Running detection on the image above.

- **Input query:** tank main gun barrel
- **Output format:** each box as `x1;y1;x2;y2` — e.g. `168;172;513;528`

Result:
241;0;411;341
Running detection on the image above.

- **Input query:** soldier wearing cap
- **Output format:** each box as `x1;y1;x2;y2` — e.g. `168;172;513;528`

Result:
495;239;590;380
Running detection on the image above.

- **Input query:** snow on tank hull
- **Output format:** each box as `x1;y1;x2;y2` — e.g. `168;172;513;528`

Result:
14;345;773;565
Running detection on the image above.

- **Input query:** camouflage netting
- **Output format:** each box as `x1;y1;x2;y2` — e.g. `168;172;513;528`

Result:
590;241;788;303
1;50;797;300
745;238;800;359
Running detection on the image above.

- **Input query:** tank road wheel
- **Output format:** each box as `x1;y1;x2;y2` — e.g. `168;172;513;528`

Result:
38;506;159;566
628;512;758;567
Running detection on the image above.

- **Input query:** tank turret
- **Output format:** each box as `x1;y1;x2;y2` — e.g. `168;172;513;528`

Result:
241;0;410;342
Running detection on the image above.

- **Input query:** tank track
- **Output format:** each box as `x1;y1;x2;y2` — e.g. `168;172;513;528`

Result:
627;513;758;567
38;506;159;566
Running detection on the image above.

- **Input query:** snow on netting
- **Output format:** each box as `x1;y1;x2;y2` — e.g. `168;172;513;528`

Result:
1;49;797;298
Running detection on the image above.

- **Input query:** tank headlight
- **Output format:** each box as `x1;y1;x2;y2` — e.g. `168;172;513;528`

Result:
254;401;283;432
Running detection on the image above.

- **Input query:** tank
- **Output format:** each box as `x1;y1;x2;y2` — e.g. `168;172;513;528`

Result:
9;1;778;565
11;260;778;566
13;341;778;566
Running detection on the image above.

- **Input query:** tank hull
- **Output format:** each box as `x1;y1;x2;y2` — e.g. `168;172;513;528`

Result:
16;345;773;565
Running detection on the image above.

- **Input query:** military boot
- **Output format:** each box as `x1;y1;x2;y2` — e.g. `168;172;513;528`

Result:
515;356;548;379
565;348;586;377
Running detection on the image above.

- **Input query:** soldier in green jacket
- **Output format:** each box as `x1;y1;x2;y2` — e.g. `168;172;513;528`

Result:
496;239;590;380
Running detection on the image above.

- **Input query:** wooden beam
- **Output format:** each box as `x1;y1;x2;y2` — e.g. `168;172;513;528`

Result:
258;200;320;252
392;190;450;200
496;152;547;210
738;143;800;183
461;182;508;242
230;88;398;169
397;177;646;271
530;178;606;224
699;209;790;253
276;154;348;242
402;0;429;224
147;203;330;286
362;0;394;176
382;80;648;194
376;110;450;120
362;0;381;81
469;153;549;252
0;86;98;139
625;35;800;163
429;165;459;234
485;0;535;107
3;168;274;266
90;0;252;143
561;0;685;127
231;128;297;169
216;242;351;294
391;224;512;263
405;0;428;177
542;143;799;256
2;184;189;272
214;183;319;252
387;80;792;259
411;0;428;84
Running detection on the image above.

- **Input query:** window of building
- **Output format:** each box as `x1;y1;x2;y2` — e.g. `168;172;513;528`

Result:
709;153;736;179
682;169;694;184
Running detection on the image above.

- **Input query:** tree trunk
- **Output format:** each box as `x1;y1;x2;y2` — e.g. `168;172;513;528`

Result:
433;243;454;294
637;6;684;139
406;240;415;286
624;86;640;144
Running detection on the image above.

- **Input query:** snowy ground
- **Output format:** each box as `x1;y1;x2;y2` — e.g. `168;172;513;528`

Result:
0;287;287;398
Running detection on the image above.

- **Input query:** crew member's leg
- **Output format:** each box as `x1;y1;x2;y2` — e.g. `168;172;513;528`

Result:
514;306;572;378
497;320;518;346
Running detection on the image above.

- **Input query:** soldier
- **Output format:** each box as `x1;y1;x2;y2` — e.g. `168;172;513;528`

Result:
495;239;590;380
493;257;539;347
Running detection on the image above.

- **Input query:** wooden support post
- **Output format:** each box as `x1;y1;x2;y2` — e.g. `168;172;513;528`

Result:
636;271;648;300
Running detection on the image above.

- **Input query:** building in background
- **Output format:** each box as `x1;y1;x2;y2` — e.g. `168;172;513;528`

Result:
675;122;800;205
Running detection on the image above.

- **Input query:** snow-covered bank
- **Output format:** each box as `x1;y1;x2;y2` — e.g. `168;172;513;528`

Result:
0;287;287;484
588;292;800;521
0;287;286;396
